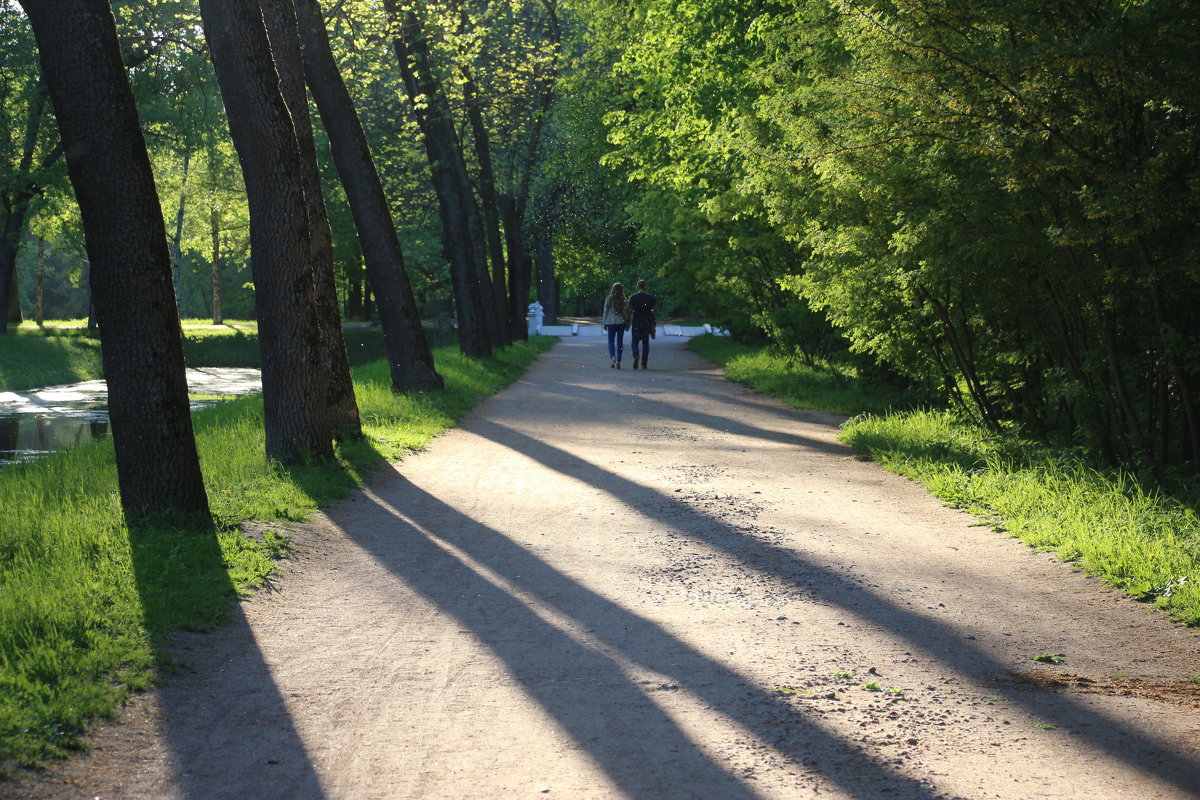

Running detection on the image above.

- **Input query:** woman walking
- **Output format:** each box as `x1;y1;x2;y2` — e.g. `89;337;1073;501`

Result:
602;282;631;368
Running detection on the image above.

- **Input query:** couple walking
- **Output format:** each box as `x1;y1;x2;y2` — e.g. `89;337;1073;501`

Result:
602;280;656;370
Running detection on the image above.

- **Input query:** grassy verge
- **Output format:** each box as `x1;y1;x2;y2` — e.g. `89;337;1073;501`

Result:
688;335;912;416
689;336;1200;627
0;330;104;391
0;337;556;770
1;325;391;391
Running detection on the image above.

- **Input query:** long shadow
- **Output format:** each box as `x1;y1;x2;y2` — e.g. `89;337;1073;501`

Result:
467;419;1200;794
525;339;854;457
128;515;325;799
331;468;944;799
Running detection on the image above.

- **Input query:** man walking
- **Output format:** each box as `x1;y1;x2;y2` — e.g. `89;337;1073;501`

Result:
628;279;657;370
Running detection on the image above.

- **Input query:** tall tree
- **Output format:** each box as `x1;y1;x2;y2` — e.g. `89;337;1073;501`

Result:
259;0;363;438
383;0;493;358
18;0;209;516
198;0;334;461
294;0;443;391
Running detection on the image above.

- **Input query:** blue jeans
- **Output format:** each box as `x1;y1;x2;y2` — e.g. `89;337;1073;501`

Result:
606;324;625;362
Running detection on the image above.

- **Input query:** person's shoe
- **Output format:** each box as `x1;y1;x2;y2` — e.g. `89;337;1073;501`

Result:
616;361;622;369
641;360;648;369
632;361;639;370
610;359;616;368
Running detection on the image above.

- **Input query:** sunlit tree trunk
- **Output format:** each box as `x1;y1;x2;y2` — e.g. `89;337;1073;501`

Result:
18;0;209;517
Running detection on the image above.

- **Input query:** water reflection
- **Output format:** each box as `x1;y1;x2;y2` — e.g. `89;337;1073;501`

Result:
0;412;110;466
0;368;261;467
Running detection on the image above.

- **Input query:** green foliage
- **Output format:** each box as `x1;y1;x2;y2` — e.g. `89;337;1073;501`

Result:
581;0;1200;469
0;337;555;769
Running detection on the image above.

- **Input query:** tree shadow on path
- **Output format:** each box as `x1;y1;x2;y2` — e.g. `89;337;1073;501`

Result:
331;466;946;799
464;418;1200;797
127;517;326;800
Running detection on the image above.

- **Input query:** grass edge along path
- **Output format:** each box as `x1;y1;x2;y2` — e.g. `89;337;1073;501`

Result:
0;337;556;771
689;335;1200;627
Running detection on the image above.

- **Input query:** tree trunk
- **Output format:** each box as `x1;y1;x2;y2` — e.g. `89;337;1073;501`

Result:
19;0;209;517
462;74;513;347
0;81;52;334
294;0;442;391
384;0;491;358
533;222;558;321
199;0;334;462
170;149;191;313
260;0;362;439
210;205;223;325
35;235;45;327
501;194;532;341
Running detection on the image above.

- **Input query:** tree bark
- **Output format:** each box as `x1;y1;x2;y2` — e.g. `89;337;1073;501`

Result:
462;73;513;347
260;0;363;438
18;0;209;517
294;0;442;391
169;149;190;312
533;218;559;321
35;235;45;327
384;0;492;358
199;0;334;461
210;205;223;325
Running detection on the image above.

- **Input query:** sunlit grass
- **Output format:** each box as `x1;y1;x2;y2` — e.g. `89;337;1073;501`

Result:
0;336;556;770
688;335;912;416
691;337;1200;627
843;410;1200;625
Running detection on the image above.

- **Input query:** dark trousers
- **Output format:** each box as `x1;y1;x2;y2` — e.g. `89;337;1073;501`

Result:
630;325;651;365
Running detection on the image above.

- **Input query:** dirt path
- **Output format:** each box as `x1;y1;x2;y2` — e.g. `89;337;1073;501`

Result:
15;338;1200;799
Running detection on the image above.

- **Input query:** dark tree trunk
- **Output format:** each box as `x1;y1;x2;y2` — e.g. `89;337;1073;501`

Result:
462;75;513;347
199;0;334;462
501;195;532;341
169;149;190;312
533;221;558;321
294;0;442;391
210;206;223;325
35;235;45;327
18;0;209;517
260;0;362;438
0;82;53;334
383;0;491;358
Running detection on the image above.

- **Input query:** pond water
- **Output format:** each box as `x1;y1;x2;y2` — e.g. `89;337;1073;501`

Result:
0;368;262;467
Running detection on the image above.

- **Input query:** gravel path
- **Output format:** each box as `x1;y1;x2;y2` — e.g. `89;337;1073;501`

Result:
15;338;1200;799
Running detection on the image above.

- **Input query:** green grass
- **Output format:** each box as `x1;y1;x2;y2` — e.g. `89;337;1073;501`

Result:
690;337;1200;627
842;410;1200;625
0;330;104;391
0;336;556;770
688;335;911;416
1;324;392;392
